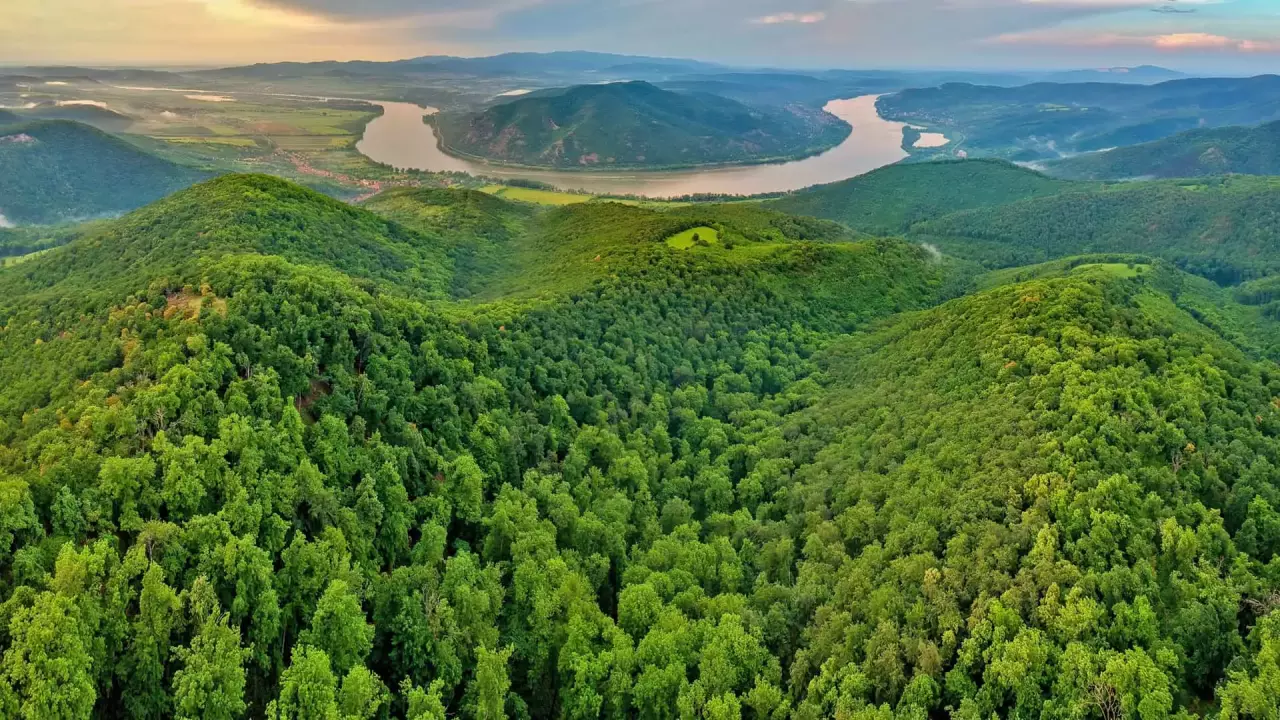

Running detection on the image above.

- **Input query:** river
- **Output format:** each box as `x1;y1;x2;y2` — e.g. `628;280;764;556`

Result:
357;95;926;197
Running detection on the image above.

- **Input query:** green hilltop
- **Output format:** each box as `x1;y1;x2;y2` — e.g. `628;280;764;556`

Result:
4;166;1280;719
434;81;852;169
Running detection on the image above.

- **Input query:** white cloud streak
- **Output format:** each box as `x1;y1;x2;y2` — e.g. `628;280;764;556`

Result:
751;11;827;25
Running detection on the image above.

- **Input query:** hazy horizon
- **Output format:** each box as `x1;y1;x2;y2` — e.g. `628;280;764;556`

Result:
0;51;1269;78
5;0;1280;75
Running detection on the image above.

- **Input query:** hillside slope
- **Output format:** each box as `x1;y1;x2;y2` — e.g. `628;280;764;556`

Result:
0;174;460;313
0;120;207;224
766;159;1076;234
789;267;1280;716
435;80;851;169
1049;120;1280;179
912;176;1280;283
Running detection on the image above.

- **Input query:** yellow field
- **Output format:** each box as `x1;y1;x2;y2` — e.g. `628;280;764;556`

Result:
600;198;693;209
273;136;354;151
165;137;259;148
479;185;594;206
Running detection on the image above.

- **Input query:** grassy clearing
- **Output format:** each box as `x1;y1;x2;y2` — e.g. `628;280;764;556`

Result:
479;185;594;206
1;249;54;268
975;256;1152;290
1071;262;1148;278
665;227;720;250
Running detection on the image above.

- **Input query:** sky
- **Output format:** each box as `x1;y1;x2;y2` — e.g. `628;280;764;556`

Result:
3;0;1280;73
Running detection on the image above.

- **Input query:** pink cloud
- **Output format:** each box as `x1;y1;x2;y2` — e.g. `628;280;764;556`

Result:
990;30;1280;53
751;11;826;25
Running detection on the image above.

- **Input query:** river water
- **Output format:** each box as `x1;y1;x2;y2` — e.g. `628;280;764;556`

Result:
357;95;925;197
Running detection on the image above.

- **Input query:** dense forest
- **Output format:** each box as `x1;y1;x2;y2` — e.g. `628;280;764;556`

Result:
434;82;851;170
0;120;206;225
6;167;1280;720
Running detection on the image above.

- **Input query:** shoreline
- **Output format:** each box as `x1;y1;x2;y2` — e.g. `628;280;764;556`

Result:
355;95;913;197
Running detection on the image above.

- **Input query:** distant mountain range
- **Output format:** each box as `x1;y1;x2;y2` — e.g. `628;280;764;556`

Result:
194;51;726;82
0;56;1191;89
1035;65;1187;84
434;81;852;169
879;74;1280;161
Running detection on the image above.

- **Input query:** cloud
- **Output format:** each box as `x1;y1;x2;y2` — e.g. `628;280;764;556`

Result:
751;11;826;25
247;0;522;19
0;0;456;64
991;29;1280;53
4;0;1277;70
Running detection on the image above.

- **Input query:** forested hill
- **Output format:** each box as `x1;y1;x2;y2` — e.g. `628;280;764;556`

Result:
6;172;1280;719
0;174;962;719
766;159;1074;235
0;120;207;225
795;263;1280;717
1049;120;1280;180
878;74;1280;161
768;159;1280;287
434;81;851;169
911;176;1280;284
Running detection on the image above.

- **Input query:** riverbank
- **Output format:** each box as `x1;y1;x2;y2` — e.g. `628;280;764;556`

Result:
355;95;916;198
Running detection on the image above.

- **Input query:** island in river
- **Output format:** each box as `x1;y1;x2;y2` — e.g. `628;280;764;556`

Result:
357;95;948;198
432;81;854;171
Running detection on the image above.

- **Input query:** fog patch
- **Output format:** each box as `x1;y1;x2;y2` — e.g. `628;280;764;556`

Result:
920;242;943;263
0;212;12;229
497;89;533;97
57;100;110;109
185;94;236;102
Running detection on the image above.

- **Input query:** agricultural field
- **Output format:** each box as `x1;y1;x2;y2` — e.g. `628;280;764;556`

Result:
0;80;459;198
478;184;594;206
